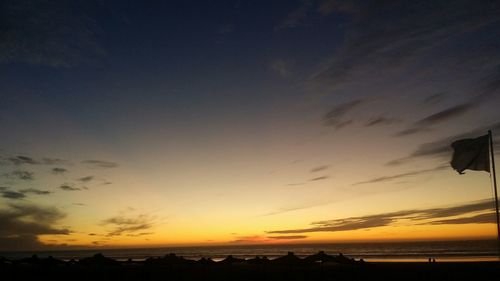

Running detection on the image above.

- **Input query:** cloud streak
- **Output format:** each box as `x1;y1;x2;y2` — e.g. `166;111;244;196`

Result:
82;160;119;168
323;99;363;129
396;103;476;136
102;214;155;237
59;184;81;191
353;165;448;186
387;121;500;166
268;199;495;234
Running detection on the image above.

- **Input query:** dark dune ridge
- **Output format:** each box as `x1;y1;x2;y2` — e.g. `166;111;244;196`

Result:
1;251;499;281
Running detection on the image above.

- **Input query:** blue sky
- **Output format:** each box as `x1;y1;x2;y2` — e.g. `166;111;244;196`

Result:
1;0;500;250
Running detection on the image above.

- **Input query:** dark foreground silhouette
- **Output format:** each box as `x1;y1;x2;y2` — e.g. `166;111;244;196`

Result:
1;251;499;281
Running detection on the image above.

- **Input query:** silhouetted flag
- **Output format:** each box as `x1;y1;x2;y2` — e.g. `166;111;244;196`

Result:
450;134;490;174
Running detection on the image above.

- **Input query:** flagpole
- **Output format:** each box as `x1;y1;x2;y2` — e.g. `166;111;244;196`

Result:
488;130;500;258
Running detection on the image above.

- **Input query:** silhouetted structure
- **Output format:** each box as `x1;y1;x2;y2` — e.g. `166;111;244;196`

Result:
0;252;499;281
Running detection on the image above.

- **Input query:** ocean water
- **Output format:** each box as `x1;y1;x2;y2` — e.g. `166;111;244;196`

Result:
1;240;499;262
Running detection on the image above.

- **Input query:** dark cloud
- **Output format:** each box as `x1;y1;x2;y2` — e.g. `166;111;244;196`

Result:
310;176;329;181
387;121;500;165
8;156;38;165
82;160;119;168
1;190;26;200
365;117;397;127
267;235;308;240
286;183;305;186
0;203;69;250
6;156;67;166
102;214;155;236
267;199;495;234
229;235;269;244
0;0;106;67
52;167;68;174
59;184;81;191
20;188;51;195
311;1;500;90
426;212;496;225
42;158;67;165
78;176;94;182
395;127;432;137
396;103;475;136
126;232;153;237
353;165;447;185
323;99;363;129
423;92;447;105
10;170;34;180
311;165;329;172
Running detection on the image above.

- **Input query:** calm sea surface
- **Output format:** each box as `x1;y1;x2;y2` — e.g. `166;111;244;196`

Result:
1;240;499;262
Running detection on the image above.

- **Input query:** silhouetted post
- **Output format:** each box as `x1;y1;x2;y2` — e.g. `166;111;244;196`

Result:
488;130;500;259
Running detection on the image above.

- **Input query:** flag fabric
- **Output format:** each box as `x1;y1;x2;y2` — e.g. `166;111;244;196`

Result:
450;134;490;174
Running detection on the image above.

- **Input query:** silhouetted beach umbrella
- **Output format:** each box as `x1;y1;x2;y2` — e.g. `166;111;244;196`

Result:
271;252;302;265
247;256;270;265
304;251;337;263
197;257;216;265
42;256;64;266
220;255;245;264
331;253;357;264
79;253;119;266
17;254;40;265
145;253;190;265
163;253;193;264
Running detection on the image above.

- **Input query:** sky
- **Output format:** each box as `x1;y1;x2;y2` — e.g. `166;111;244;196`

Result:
1;0;500;251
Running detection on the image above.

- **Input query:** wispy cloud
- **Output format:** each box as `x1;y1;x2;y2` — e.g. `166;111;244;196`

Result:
423;92;447;105
6;155;67;166
59;184;81;191
267;235;308;240
353;165;447;186
78;176;94;182
323;99;363;129
311;165;329;172
9;170;34;181
82;160;119;168
364;117;397;127
309;176;329;182
102;214;155;237
229;235;271;244
52;167;68;174
386;121;500;166
1;190;26;200
19;188;52;195
396;103;476;136
0;187;51;200
8;156;38;165
274;0;312;30
268;199;495;234
310;1;500;90
269;59;293;77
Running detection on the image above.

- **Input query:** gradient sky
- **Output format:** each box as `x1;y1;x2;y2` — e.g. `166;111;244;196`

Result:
1;0;500;251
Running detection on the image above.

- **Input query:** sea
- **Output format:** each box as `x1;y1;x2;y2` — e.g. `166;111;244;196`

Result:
1;240;499;262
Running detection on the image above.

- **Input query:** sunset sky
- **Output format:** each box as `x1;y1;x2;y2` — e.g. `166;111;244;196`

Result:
1;0;500;251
